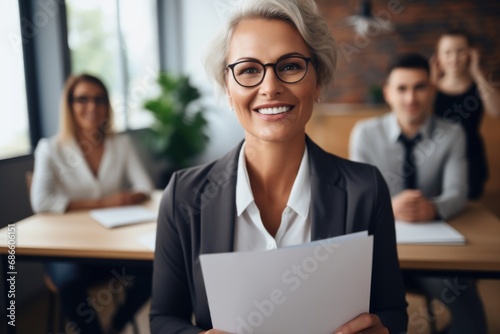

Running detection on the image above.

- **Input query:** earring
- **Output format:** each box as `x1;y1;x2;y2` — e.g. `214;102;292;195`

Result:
316;98;321;103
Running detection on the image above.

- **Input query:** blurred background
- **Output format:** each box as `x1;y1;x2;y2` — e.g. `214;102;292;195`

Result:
0;0;499;333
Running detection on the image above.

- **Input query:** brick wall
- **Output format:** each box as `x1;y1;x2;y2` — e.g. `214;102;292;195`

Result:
316;0;500;103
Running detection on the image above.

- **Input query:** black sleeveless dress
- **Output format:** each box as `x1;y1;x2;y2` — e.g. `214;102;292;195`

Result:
434;83;488;199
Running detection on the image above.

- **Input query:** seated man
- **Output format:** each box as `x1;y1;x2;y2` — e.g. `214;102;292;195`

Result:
349;53;487;334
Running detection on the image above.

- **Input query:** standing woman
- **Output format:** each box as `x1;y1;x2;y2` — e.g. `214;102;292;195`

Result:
432;29;500;199
150;0;408;333
31;74;153;333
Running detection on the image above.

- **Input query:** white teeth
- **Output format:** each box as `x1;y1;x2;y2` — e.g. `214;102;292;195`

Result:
257;106;291;115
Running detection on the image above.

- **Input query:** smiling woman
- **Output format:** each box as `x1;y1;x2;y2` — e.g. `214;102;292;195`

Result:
30;74;154;334
224;18;320;147
150;1;408;333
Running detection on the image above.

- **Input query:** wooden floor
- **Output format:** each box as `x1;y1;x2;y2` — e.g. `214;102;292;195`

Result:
4;279;499;333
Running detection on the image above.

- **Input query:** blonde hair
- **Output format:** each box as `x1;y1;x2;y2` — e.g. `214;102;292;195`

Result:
204;0;337;97
58;74;114;143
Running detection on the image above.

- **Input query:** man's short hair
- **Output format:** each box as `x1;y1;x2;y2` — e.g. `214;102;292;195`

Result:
387;53;430;76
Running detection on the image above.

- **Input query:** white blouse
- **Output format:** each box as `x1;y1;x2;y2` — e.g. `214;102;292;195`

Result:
31;134;154;213
234;143;312;252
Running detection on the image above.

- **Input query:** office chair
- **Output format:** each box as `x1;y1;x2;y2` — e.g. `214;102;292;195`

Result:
25;171;141;334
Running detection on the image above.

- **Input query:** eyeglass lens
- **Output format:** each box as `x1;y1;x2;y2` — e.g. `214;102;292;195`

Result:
72;96;107;105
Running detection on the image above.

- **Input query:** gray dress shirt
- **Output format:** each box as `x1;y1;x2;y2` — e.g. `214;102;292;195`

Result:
349;113;468;220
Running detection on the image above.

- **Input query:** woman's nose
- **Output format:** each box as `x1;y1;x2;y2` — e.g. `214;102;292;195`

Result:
259;67;284;97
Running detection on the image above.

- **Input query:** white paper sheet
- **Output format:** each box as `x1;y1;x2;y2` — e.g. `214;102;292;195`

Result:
395;220;465;245
89;206;156;228
137;231;156;250
200;232;373;334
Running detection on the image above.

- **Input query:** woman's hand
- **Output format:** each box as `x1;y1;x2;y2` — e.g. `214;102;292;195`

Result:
101;191;148;207
67;192;148;211
467;47;500;118
429;53;442;84
200;314;388;334
469;48;482;79
334;313;388;334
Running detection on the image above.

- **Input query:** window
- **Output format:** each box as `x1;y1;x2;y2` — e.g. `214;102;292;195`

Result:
0;1;31;159
66;0;160;131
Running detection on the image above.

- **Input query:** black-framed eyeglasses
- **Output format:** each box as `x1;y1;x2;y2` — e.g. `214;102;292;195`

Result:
226;55;313;88
72;95;107;106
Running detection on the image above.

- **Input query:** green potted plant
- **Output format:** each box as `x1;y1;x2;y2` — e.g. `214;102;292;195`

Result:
368;84;384;105
143;72;209;186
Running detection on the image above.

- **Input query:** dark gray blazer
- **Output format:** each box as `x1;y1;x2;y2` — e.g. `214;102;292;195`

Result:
150;137;408;334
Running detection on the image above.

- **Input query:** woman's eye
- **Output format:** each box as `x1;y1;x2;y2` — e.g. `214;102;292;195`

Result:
242;68;259;74
280;63;301;71
236;65;262;76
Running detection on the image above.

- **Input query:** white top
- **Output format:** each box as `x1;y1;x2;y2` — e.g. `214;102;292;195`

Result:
234;143;311;252
31;134;154;213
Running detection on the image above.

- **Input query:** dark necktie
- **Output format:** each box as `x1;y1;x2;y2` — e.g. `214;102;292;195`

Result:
398;133;422;189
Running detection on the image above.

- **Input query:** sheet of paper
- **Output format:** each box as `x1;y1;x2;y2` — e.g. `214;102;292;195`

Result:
395;220;465;245
137;231;156;250
89;206;156;228
200;233;373;334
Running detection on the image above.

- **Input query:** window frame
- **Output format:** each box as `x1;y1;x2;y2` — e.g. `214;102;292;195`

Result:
0;0;170;162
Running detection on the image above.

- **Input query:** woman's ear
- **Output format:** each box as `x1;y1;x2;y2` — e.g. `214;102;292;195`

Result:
429;54;442;84
314;84;322;103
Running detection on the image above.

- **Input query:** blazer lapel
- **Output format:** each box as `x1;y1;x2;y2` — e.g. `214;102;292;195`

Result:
199;142;243;255
306;137;347;240
198;138;348;252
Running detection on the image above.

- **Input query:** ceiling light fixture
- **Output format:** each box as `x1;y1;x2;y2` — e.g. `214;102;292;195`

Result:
343;0;394;35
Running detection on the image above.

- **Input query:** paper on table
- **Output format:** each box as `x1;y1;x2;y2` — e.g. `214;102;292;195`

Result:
89;206;156;228
137;231;156;250
395;220;465;245
200;232;373;334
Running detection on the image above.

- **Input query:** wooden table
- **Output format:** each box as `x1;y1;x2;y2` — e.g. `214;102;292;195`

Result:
1;196;499;333
0;191;161;334
1;196;499;271
1;197;499;272
397;202;500;278
0;191;161;261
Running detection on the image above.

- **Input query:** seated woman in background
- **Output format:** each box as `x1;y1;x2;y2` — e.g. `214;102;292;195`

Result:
432;29;500;199
31;74;153;334
150;0;408;333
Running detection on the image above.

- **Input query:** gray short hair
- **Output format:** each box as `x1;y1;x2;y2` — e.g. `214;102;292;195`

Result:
204;0;337;97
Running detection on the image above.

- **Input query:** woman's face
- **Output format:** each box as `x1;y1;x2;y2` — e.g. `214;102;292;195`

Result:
71;81;109;133
437;35;470;75
225;18;321;144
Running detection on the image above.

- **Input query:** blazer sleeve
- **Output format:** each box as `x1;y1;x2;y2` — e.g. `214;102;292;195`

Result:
30;139;70;213
150;173;205;334
430;126;468;219
369;167;408;333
